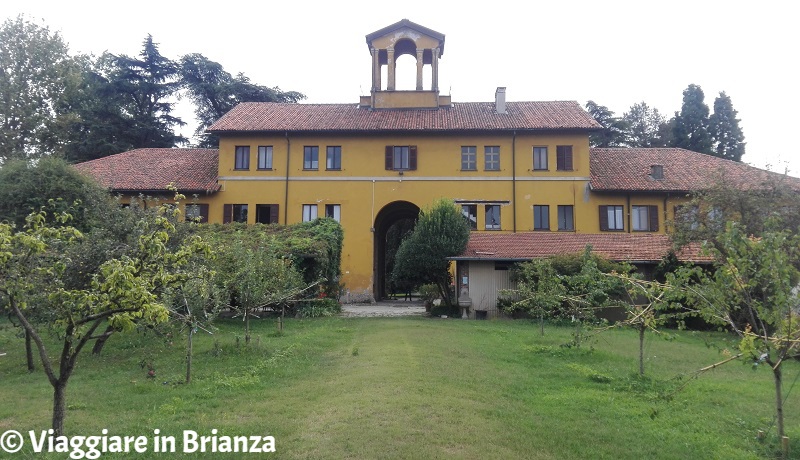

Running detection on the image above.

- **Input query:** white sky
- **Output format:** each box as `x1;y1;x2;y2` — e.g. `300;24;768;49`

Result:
7;1;798;175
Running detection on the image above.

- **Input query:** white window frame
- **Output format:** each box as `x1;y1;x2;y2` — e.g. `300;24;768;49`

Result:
325;204;341;222
631;205;650;231
533;146;548;170
258;146;273;170
484;146;500;171
302;204;318;222
607;205;624;231
461;146;477;171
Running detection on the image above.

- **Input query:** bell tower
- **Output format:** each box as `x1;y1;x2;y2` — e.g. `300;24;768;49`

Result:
360;19;450;109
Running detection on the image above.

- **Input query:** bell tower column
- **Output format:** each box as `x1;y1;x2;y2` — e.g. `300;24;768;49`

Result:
432;47;440;92
371;47;381;91
416;49;425;90
387;47;396;91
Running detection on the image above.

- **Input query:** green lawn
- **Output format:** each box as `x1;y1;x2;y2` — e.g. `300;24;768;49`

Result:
1;316;798;459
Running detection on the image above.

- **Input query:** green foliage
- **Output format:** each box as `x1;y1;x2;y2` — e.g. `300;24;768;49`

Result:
391;198;470;305
585;100;629;147
709;91;745;162
672;84;714;155
179;53;305;147
622;102;669;148
0;15;74;162
418;283;440;307
297;297;342;318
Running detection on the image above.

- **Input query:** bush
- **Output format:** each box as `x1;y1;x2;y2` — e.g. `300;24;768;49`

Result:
418;284;439;308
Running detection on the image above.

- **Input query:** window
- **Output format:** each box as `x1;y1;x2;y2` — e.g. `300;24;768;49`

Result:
674;205;699;231
485;205;501;230
461;205;477;230
484;146;500;171
235;146;250;170
533;147;548;170
556;146;573;171
303;146;319;170
599;205;624;231
461;146;477;171
325;204;341;222
257;146;273;170
533;205;550;230
255;204;279;224
385;145;417;170
632;205;659;232
302;204;318;222
185;203;209;223
557;205;574;231
223;204;248;223
326;146;342;170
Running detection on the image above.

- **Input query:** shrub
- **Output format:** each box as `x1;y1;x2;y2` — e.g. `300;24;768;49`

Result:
297;298;342;318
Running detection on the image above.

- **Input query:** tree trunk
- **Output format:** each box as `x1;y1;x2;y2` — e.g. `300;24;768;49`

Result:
245;314;251;345
638;323;646;377
539;312;544;336
91;326;115;355
52;381;67;436
25;330;35;372
773;364;784;440
186;328;193;384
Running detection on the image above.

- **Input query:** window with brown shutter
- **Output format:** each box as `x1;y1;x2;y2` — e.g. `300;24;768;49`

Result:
632;205;658;231
223;204;233;224
600;205;624;231
556;146;573;171
256;204;279;224
599;205;609;231
648;205;659;232
385;145;417;170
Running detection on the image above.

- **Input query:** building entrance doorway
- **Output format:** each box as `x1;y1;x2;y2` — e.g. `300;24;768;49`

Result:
373;201;420;300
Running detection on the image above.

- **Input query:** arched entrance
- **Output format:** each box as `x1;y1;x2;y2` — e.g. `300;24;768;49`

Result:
373;201;420;300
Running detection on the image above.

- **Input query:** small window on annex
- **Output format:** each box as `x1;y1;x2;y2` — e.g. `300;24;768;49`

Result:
599;205;624;231
461;204;477;230
485;205;501;230
185;203;209;223
632;205;659;232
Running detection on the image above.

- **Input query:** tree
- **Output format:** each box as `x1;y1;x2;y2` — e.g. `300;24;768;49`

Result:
585;101;629;147
180;53;305;147
673;222;800;445
0;203;209;435
503;259;565;335
391;199;471;306
0;15;74;162
709;92;746;162
671;84;713;154
102;35;185;149
622;102;668;148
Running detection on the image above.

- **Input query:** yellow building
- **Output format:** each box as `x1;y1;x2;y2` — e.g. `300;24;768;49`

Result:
75;19;798;306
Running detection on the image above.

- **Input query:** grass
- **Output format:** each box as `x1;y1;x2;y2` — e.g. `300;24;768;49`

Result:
1;316;799;459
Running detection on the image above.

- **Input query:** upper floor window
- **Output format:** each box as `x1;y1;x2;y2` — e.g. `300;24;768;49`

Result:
484;146;500;171
674;205;700;231
235;146;250;170
533;205;549;230
599;205;624;231
325;204;341;222
632;205;659;232
461;204;477;230
385;146;417;171
223;204;248;223
258;146;273;170
256;204;279;224
485;205;501;230
557;205;574;231
303;146;319;170
326;146;342;170
461;146;477;171
556;146;573;171
533;146;548;170
302;204;318;222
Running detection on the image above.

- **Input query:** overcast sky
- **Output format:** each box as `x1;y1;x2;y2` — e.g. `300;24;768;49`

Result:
8;1;798;175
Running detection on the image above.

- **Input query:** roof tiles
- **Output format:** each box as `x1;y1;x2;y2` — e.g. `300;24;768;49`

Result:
74;148;219;193
455;232;712;263
207;101;601;133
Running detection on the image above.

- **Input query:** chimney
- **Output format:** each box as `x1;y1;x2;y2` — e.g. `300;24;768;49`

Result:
495;87;506;114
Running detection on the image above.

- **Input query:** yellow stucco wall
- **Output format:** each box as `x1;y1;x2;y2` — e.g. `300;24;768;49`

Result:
161;131;680;300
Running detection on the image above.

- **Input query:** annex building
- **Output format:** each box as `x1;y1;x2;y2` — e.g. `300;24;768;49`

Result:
76;20;799;313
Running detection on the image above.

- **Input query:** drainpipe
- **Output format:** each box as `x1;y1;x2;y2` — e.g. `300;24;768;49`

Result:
512;130;517;233
626;193;631;233
284;132;290;224
663;193;669;233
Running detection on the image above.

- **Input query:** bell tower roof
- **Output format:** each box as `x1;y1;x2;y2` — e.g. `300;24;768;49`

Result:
365;19;445;56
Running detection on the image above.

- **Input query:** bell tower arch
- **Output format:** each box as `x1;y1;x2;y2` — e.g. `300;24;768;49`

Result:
361;19;450;109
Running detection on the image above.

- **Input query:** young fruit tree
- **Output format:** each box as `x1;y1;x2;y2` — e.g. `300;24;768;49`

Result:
0;205;210;435
674;221;800;445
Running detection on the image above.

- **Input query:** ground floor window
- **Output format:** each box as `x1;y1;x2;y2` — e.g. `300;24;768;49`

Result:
325;204;341;222
485;205;501;230
256;204;279;224
302;204;318;222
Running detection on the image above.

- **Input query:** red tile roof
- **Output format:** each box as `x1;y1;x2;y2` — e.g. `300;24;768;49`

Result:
454;232;712;264
207;101;601;133
74;148;219;193
590;148;800;192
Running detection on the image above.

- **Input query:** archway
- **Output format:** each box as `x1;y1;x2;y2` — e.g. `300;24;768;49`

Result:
373;201;420;300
